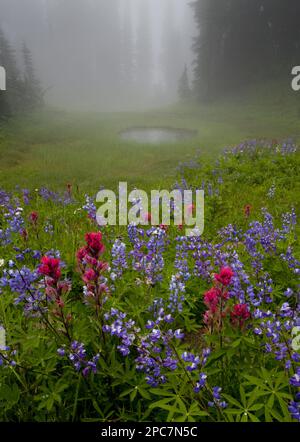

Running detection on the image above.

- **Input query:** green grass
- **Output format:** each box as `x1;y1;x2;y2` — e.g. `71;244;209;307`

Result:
1;94;300;192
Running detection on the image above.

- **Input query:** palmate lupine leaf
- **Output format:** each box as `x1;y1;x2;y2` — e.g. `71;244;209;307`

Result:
223;391;264;422
242;371;293;421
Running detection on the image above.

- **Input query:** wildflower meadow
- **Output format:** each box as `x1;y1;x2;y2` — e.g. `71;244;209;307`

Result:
0;138;299;422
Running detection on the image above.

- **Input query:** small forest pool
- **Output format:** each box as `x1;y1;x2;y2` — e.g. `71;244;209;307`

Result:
120;127;197;144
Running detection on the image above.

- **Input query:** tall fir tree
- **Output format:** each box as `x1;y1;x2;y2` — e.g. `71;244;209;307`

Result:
191;0;230;101
22;42;43;110
0;27;42;118
0;27;22;116
178;65;191;102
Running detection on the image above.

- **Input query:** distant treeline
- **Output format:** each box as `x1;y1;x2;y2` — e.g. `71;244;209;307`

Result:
0;28;43;119
191;0;300;100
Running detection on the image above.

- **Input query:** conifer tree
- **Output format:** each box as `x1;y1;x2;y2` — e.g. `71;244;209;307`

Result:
0;27;22;116
178;65;191;102
22;42;43;110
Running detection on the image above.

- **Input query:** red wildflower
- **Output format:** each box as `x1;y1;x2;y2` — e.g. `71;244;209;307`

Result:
39;256;61;281
244;204;252;218
58;280;72;295
221;290;229;301
83;268;97;283
203;310;213;325
204;287;221;313
231;304;251;327
85;232;105;256
96;261;109;272
143;212;152;222
76;247;88;263
55;298;65;308
159;224;168;231
76;232;109;309
215;267;234;286
29;211;39;225
21;229;28;241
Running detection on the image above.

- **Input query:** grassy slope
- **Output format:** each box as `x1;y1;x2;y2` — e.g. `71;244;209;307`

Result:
1;91;300;192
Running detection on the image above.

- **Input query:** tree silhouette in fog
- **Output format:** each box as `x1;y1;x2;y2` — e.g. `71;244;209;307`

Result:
191;0;300;101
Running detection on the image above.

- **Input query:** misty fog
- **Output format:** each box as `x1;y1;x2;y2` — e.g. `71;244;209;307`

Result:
0;0;195;111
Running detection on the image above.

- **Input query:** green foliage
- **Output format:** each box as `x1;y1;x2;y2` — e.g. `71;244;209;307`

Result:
0;110;299;422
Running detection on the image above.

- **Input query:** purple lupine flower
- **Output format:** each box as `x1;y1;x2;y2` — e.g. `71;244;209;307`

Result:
0;265;45;316
194;373;207;393
58;341;100;377
290;368;300;387
44;222;54;235
128;226;167;285
168;274;186;313
38;187;66;205
22;189;31;205
208;387;228;409
285;288;294;298
281;247;300;275
82;195;97;221
174;329;184;340
103;307;181;387
0;205;25;246
289;399;300;422
0;341;17;368
213;386;222;400
103;308;138;356
174;237;191;281
218;224;242;246
57;348;66;357
282;208;297;235
111;239;127;279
